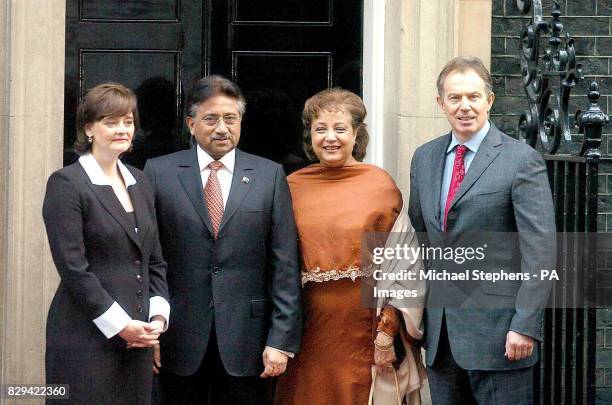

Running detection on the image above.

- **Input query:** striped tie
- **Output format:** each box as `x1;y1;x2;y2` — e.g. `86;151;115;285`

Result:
204;161;224;239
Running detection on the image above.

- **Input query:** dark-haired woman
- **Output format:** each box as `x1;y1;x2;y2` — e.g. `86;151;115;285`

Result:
275;89;425;404
43;83;169;404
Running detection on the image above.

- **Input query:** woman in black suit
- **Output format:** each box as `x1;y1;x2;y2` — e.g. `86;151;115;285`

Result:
42;83;170;404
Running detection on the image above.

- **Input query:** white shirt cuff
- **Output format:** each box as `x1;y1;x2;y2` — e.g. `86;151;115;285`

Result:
266;346;295;358
92;302;131;339
148;296;170;332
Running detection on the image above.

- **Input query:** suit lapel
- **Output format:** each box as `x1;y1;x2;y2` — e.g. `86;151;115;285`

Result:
128;182;150;243
430;134;452;229
177;147;214;237
86;181;143;252
448;125;502;211
218;149;254;234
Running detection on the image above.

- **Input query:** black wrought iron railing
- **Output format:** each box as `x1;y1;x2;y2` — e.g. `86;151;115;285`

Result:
515;1;610;404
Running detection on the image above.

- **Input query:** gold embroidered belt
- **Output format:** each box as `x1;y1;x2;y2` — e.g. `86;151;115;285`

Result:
301;265;374;285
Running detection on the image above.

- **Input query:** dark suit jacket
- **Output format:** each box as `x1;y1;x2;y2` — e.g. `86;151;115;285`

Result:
408;124;556;370
144;147;301;377
42;160;169;397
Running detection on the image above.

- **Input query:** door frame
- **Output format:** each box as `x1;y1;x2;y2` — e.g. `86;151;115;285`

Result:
363;0;399;176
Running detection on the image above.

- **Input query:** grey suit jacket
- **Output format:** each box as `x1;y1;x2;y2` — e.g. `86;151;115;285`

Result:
408;124;556;370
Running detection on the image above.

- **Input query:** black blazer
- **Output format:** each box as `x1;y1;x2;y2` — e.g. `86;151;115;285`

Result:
43;161;169;352
145;147;301;377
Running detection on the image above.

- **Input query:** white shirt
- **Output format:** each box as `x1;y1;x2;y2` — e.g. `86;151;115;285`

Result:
197;145;235;208
195;146;294;359
439;121;490;228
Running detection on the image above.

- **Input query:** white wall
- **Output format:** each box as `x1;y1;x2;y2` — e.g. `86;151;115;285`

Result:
363;0;492;194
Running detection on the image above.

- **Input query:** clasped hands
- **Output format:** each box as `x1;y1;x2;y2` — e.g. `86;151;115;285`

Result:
120;315;166;349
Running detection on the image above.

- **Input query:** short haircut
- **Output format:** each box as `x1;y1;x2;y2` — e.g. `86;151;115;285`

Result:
302;88;369;162
74;82;139;154
436;56;493;98
185;75;246;118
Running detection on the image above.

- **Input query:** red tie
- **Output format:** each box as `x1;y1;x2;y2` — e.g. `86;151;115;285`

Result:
204;161;224;239
443;145;468;230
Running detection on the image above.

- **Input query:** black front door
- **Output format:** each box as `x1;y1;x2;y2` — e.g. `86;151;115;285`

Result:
64;0;363;172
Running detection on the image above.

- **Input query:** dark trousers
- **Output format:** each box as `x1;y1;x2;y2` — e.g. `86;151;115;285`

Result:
157;326;266;405
427;316;534;405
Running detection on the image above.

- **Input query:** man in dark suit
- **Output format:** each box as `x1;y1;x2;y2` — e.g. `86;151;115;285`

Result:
408;56;556;403
145;75;301;404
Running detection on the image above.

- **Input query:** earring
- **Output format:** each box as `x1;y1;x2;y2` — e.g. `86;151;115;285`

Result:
88;136;93;144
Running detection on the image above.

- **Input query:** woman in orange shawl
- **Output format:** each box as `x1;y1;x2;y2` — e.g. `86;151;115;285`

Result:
274;89;425;405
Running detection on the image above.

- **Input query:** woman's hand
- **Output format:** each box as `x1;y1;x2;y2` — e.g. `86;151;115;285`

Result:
148;315;166;335
374;331;396;373
130;316;165;349
119;320;160;348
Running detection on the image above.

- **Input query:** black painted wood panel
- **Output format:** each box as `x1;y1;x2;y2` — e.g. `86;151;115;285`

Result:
80;51;179;93
211;0;363;171
233;0;331;24
65;0;363;172
64;0;202;167
80;0;179;22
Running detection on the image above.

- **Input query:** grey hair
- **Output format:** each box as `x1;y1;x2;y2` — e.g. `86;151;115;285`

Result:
185;74;247;118
436;56;494;99
187;99;246;118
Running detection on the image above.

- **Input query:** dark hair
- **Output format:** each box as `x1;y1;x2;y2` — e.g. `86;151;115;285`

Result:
302;88;369;162
436;56;493;98
74;82;139;154
185;75;246;118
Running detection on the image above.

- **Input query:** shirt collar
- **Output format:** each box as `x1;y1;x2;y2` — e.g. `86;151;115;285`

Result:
197;145;235;174
446;120;491;154
78;153;137;186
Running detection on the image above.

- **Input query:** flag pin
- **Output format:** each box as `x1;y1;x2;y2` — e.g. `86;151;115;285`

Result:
241;176;250;184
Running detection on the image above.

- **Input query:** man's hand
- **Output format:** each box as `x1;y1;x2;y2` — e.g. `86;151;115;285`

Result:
260;347;288;378
153;343;162;374
505;331;535;361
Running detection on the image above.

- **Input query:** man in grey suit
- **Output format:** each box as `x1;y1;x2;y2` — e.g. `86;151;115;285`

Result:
408;56;555;403
145;75;301;404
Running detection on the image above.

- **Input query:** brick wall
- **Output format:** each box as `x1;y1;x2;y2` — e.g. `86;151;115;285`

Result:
491;0;611;152
491;0;612;402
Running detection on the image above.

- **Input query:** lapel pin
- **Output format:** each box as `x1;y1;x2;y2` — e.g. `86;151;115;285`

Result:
241;176;250;184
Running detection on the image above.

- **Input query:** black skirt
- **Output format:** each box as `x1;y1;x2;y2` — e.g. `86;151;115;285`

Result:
46;335;153;405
